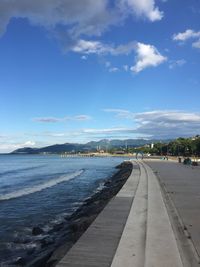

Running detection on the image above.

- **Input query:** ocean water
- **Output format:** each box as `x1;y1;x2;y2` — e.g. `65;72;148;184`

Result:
0;154;125;265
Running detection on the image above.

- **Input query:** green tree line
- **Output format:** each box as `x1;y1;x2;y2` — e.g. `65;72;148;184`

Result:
134;136;200;156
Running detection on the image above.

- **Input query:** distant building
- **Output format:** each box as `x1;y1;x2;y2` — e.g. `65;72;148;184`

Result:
115;151;125;154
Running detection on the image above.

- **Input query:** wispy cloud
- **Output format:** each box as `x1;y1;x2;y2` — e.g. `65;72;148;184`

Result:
192;39;200;49
130;42;167;73
133;110;200;138
104;108;135;119
0;1;113;37
173;29;200;49
81;55;87;60
0;0;164;38
73;115;92;121
74;110;200;139
104;109;200;138
109;67;119;73
71;39;136;55
169;59;186;69
118;0;163;22
0;141;36;153
0;0;167;81
0;1;167;75
33;117;66;123
73;40;166;73
33;115;92;123
3;109;200;153
123;65;129;71
82;127;133;135
173;29;200;42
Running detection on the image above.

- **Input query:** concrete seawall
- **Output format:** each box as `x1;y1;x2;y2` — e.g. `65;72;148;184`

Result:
56;160;196;267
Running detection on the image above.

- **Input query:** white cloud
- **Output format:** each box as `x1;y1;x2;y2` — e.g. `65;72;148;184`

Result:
33;115;91;123
123;65;129;71
0;0;113;38
134;110;200;123
72;39;109;54
81;55;87;60
0;1;165;75
3;109;200;153
82;127;132;134
118;0;163;21
73;40;166;73
0;0;164;41
130;42;167;73
0;141;36;153
104;108;135;119
103;109;200;138
73;115;92;121
111;41;137;55
173;29;200;50
109;67;119;72
105;61;111;68
169;59;186;69
173;29;200;42
133;110;200;138
192;39;200;49
72;39;136;55
80;110;200;139
33;117;65;123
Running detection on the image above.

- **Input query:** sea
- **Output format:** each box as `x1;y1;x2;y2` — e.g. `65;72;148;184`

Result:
0;154;125;266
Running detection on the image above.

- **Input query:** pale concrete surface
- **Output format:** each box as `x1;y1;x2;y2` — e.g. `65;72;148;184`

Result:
111;161;147;267
143;162;183;267
111;161;183;267
56;162;140;267
56;160;192;267
145;159;200;263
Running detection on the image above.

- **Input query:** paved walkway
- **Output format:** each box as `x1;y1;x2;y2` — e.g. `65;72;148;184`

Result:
145;159;200;266
56;162;140;267
56;160;191;267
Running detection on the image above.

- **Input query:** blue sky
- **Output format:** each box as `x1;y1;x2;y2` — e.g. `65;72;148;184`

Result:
0;0;200;152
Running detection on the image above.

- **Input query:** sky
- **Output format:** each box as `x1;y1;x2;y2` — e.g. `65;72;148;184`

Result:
0;0;200;152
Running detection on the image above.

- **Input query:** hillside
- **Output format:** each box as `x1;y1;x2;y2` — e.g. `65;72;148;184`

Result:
11;139;168;154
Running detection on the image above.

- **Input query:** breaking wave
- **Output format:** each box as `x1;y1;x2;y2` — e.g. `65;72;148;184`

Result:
0;170;84;201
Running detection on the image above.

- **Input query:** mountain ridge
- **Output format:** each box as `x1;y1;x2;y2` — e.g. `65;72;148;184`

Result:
11;139;170;154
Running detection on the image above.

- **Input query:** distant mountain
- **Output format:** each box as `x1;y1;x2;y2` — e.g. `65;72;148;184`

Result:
11;143;92;154
11;139;169;154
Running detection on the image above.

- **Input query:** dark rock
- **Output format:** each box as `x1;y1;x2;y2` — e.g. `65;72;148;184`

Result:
53;222;64;232
41;237;55;248
69;216;95;233
29;161;133;267
28;250;54;267
27;247;36;255
104;180;111;186
14;235;31;244
48;222;64;234
14;257;26;265
45;259;58;267
32;226;44;236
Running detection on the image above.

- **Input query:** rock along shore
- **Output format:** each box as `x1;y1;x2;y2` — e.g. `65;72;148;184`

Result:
24;161;133;267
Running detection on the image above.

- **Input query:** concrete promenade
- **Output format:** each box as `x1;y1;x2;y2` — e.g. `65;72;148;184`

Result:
56;160;198;267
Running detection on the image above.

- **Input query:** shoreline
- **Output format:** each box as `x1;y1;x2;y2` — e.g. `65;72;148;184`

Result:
23;161;133;267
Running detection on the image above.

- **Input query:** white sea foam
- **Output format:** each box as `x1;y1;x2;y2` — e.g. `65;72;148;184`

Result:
0;170;84;201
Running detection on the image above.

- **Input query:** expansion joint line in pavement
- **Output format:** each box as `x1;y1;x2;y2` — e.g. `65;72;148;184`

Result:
111;160;184;267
